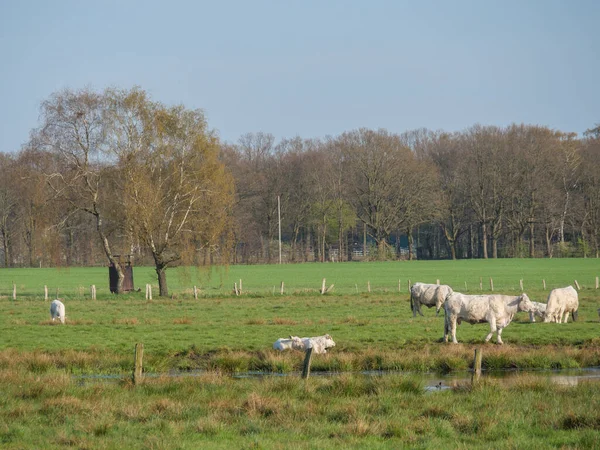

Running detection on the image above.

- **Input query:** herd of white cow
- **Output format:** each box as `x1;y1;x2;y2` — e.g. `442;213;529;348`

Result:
410;282;580;345
48;282;580;350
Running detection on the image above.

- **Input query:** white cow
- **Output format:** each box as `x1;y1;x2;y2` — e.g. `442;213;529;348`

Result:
443;292;534;344
544;286;579;323
273;336;304;351
410;282;453;317
300;334;336;354
50;299;66;324
528;301;547;322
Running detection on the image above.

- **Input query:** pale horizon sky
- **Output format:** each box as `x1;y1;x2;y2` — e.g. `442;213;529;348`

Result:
1;0;598;153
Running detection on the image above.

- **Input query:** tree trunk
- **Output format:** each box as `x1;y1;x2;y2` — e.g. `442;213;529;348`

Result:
481;222;488;259
1;228;10;267
95;213;125;294
529;221;535;258
407;227;414;261
156;265;168;297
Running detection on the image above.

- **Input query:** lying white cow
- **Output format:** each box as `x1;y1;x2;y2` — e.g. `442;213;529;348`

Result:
300;334;336;354
544;286;579;323
50;299;66;324
273;336;304;351
528;301;547;322
444;292;534;344
410;282;453;317
274;334;336;354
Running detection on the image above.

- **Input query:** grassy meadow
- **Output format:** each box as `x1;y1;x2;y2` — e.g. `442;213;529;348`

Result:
1;259;600;448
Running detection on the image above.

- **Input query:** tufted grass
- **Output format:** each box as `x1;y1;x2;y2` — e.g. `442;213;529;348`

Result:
2;369;600;448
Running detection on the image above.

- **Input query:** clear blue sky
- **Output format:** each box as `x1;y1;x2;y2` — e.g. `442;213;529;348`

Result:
1;0;598;152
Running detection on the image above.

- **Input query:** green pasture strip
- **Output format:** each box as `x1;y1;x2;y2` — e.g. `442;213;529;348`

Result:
2;291;600;373
1;371;600;449
1;258;599;298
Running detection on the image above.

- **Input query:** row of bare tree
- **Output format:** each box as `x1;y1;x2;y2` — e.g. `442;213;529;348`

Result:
1;87;599;294
224;125;600;262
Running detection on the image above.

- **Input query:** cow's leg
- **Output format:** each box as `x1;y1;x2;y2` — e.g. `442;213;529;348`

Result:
451;316;458;344
443;314;449;342
418;302;424;317
496;326;504;345
529;311;535;323
485;317;497;343
564;312;570;323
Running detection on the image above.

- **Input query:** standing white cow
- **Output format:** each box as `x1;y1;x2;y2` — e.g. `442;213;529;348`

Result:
443;292;534;344
528;301;547;322
50;299;66;324
544;286;579;323
410;283;453;317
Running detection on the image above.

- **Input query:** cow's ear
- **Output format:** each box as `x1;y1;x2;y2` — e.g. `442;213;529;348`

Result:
289;335;293;339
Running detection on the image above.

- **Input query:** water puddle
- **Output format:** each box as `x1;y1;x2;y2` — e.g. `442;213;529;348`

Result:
73;367;600;391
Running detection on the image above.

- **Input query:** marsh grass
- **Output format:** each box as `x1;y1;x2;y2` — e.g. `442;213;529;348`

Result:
3;370;600;448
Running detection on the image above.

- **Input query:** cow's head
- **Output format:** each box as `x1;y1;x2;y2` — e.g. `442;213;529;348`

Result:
323;334;336;348
517;293;535;312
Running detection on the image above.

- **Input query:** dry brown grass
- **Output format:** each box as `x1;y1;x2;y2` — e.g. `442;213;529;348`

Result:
271;317;298;325
173;317;192;325
112;317;138;325
245;318;266;325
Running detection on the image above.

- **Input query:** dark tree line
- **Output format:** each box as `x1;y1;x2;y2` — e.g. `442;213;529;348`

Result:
1;87;599;282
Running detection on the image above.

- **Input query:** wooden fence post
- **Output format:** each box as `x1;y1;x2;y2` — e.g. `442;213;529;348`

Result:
280;281;284;295
574;280;581;291
148;285;152;300
479;277;483;290
489;278;494;292
193;286;198;300
90;285;96;301
145;284;149;300
12;283;16;300
239;279;243;294
367;281;371;293
320;278;326;295
398;279;401;292
596;276;599;290
519;279;523;291
133;343;144;385
436;279;440;285
464;281;468;291
355;284;358;293
472;348;482;383
408;280;411;293
301;347;314;379
234;283;239;296
543;279;546;290
44;285;48;301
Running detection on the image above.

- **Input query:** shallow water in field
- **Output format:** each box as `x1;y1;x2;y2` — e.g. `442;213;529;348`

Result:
74;367;600;391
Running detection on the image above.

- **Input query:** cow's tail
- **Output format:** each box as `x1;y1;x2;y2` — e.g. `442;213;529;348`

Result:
410;292;416;317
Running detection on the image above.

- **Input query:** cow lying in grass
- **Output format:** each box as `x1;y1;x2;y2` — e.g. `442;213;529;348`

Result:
443;292;534;344
544;286;579;323
273;336;303;351
50;299;66;324
273;334;336;354
410;282;453;317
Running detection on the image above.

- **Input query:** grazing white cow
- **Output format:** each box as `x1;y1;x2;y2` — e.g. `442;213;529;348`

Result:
443;292;534;344
544;286;579;323
273;336;303;351
410;283;453;317
300;334;336;354
50;299;66;324
528;301;547;322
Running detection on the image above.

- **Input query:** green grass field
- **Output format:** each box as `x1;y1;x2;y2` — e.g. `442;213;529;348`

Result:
2;260;600;448
1;258;599;298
